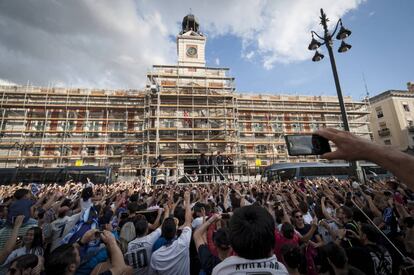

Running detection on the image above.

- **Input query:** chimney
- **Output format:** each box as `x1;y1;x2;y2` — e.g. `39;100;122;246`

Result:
408;82;414;92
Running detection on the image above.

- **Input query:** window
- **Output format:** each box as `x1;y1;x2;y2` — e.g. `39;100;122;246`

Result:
376;107;384;118
113;121;125;131
32;147;41;156
272;123;283;132
403;103;410;112
256;145;267;154
31;121;45;137
113;146;124;155
60;146;71;156
164;119;175;128
87;121;100;137
254;123;264;132
292;123;303;132
87;147;95;156
276;145;286;152
111;121;125;137
300;166;349;177
384;139;391;145
277;168;296;181
408;120;413;127
239;145;246;153
309;123;320;131
63;121;75;131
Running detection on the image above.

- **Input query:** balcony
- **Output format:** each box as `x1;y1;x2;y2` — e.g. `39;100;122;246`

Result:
408;125;414;133
378;128;391;137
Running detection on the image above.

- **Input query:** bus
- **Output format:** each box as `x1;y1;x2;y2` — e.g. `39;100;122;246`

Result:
262;162;392;182
0;166;113;185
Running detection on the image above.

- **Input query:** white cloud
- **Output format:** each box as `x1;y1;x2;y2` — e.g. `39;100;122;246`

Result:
0;0;365;89
369;11;376;17
243;51;255;60
0;78;17;86
215;58;220;66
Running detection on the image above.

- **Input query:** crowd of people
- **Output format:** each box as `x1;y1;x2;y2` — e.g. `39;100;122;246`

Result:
0;128;413;275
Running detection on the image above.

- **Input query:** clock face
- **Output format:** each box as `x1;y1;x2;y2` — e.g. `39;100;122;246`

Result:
186;46;197;57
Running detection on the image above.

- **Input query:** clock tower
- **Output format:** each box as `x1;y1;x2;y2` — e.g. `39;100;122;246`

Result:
177;14;206;67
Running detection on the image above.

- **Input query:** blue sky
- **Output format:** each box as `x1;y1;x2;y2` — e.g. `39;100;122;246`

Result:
205;0;414;100
0;0;412;101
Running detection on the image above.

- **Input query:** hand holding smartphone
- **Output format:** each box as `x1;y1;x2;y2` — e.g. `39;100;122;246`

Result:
285;134;331;156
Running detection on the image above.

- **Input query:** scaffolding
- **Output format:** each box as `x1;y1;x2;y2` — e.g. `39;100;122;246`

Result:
0;75;371;182
0;85;146;173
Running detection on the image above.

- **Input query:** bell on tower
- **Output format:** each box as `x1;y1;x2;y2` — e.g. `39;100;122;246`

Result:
181;14;200;34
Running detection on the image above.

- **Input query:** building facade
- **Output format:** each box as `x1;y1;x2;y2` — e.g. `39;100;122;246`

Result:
369;82;414;150
0;14;371;180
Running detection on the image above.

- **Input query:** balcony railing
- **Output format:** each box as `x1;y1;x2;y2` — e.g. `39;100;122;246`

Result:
378;128;391;137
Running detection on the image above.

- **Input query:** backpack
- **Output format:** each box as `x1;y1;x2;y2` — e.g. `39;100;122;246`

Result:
366;244;392;275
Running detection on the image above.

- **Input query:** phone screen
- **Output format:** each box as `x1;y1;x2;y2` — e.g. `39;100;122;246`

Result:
285;134;331;156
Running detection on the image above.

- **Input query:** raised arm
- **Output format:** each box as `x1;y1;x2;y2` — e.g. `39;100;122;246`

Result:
193;214;221;250
101;230;132;274
183;191;192;228
316;128;414;189
0;215;24;264
148;208;164;230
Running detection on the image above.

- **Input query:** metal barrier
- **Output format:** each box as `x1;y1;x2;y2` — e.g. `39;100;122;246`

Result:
146;163;257;185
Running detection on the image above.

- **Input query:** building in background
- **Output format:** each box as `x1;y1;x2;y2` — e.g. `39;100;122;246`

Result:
369;82;414;150
0;14;371;181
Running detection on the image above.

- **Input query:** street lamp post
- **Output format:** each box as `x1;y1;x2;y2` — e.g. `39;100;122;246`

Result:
308;8;363;182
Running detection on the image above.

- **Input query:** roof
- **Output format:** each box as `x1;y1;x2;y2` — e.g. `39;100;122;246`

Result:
369;89;414;104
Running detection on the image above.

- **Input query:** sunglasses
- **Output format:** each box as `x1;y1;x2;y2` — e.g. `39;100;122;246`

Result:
294;215;303;218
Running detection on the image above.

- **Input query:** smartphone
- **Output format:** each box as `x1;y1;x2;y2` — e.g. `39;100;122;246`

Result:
285;134;331;156
94;230;103;239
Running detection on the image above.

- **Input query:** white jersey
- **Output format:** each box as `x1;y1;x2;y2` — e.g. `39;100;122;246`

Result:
44;213;81;251
212;255;288;275
126;228;161;275
150;226;192;275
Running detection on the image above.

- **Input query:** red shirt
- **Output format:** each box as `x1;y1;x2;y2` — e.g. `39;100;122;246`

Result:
274;229;300;262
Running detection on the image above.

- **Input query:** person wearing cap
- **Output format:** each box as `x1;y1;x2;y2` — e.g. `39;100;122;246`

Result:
193;214;232;275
